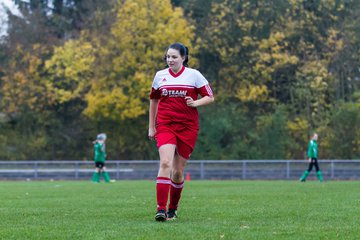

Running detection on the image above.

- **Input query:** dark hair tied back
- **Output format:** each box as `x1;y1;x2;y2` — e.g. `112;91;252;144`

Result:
165;42;189;67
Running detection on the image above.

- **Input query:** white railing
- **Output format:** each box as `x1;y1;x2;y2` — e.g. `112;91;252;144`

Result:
0;160;359;180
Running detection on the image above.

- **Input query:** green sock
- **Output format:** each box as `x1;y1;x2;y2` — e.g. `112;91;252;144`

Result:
316;171;323;182
300;170;309;181
92;172;100;182
102;171;111;182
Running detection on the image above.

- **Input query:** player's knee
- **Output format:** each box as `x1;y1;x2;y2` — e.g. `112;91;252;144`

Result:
160;160;171;170
172;170;183;181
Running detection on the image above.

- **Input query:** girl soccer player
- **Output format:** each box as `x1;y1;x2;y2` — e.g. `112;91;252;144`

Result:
300;133;323;182
148;43;215;221
91;133;111;183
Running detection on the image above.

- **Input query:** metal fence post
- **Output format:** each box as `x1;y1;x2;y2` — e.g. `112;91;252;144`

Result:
286;161;290;179
116;161;120;179
200;161;204;180
242;161;247;179
331;161;335;179
75;162;79;180
34;161;38;179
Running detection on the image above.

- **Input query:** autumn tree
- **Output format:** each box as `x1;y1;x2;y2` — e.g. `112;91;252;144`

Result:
84;0;196;121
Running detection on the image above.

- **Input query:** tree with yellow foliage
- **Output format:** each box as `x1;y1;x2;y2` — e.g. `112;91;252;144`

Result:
45;38;96;104
84;0;196;121
0;44;51;115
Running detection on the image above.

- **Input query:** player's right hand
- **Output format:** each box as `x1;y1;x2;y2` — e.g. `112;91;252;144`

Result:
148;128;156;141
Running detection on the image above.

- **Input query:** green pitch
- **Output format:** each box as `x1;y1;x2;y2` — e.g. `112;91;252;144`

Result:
0;181;359;239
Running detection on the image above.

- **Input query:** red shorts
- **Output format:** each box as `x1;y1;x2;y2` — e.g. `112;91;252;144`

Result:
156;123;198;159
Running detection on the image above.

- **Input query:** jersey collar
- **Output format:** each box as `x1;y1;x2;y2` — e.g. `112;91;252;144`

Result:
168;66;185;78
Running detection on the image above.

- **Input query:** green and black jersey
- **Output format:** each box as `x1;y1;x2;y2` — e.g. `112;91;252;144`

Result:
307;139;318;159
94;142;106;162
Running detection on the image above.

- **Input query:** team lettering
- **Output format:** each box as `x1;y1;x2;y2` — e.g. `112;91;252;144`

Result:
161;89;187;97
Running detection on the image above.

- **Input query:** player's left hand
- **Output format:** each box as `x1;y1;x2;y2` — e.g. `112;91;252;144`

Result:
185;96;197;107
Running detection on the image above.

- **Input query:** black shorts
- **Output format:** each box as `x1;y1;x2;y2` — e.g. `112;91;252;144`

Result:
95;162;105;169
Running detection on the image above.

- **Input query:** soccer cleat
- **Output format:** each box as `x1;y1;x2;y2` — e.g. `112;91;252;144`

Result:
155;209;167;222
167;209;177;220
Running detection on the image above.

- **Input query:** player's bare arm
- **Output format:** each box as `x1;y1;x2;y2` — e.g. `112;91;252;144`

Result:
148;99;159;140
185;95;214;108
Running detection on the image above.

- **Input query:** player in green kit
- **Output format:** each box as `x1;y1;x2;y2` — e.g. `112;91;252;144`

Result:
300;133;323;182
91;133;112;183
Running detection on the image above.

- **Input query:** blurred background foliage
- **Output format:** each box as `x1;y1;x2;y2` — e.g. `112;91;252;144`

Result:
0;0;359;160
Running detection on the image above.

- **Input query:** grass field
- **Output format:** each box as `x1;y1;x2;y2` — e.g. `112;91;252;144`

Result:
0;180;359;240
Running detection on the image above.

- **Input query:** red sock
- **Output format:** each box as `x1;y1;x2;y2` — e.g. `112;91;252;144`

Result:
168;180;184;210
156;177;171;211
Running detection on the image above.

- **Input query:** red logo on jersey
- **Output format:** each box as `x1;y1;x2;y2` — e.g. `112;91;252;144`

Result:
162;78;167;82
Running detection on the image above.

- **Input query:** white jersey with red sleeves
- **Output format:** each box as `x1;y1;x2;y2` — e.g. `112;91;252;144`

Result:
150;66;213;128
